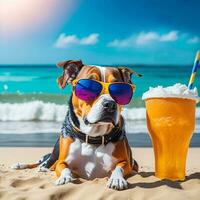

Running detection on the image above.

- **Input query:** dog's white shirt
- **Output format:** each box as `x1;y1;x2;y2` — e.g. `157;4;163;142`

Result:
65;138;118;179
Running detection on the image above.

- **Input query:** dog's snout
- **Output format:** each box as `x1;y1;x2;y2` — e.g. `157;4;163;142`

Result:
102;100;117;112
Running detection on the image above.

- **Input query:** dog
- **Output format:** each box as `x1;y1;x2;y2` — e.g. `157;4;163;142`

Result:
12;60;141;190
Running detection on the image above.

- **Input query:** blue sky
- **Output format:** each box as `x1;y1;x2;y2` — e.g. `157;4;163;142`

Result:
0;0;200;65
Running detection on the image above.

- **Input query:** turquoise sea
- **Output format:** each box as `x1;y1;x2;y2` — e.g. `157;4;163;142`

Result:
0;65;200;146
1;64;200;102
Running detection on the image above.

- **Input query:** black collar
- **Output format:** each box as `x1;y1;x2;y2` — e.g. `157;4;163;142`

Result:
71;123;123;145
61;96;125;145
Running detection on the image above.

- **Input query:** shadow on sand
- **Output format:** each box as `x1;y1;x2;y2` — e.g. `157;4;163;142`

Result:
129;172;200;190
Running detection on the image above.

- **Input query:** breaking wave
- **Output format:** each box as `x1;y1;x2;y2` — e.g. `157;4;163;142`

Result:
0;101;199;134
0;101;200;122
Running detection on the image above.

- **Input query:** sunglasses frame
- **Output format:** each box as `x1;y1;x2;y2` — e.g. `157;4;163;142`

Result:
72;79;136;104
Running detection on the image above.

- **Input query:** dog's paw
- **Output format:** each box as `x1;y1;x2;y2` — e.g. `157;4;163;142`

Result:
55;168;75;186
11;163;28;170
107;167;128;190
55;176;73;185
38;166;49;172
107;176;128;190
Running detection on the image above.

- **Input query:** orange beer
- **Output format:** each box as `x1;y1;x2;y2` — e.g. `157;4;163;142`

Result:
145;97;196;181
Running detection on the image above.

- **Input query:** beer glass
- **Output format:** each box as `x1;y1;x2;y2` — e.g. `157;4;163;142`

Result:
145;97;196;181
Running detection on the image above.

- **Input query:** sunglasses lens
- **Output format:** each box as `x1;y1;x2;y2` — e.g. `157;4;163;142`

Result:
109;83;133;105
75;79;102;102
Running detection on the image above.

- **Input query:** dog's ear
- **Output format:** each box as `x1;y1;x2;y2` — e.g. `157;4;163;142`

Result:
56;60;83;89
118;67;142;83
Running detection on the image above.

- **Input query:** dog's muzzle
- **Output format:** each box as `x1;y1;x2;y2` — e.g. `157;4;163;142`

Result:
84;94;119;125
102;100;117;113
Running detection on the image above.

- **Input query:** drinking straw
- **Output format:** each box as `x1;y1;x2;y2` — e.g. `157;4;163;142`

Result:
188;50;200;90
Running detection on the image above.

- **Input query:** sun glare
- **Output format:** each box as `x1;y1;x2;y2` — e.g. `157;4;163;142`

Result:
0;0;56;33
0;0;76;38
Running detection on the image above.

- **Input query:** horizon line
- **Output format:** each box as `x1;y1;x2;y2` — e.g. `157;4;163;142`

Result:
0;63;193;67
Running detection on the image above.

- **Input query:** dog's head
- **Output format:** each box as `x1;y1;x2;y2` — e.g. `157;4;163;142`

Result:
57;60;140;137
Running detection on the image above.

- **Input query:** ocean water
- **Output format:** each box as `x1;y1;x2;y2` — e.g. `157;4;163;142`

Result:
0;65;200;146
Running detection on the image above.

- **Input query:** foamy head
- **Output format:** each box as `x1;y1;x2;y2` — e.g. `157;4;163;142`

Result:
142;83;200;102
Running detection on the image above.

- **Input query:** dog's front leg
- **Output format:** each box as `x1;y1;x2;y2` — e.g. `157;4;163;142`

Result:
55;163;75;185
54;136;75;186
107;139;134;190
107;162;129;190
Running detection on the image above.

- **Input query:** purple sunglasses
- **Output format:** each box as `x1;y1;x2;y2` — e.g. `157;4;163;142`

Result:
72;79;136;105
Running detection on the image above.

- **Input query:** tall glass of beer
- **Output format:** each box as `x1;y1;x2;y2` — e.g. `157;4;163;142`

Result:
143;84;199;181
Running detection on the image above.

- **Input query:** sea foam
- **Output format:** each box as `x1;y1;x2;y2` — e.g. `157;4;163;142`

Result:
0;100;199;122
0;101;200;134
0;101;67;122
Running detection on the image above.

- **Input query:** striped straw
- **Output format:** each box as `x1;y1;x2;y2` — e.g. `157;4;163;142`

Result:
188;50;200;90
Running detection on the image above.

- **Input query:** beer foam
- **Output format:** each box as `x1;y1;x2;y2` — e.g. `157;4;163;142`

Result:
142;83;200;101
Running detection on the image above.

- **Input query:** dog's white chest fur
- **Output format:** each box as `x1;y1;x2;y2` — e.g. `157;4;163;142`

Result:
65;139;117;179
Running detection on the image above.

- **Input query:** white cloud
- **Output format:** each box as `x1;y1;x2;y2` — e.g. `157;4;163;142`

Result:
54;33;99;48
80;33;99;45
160;31;178;41
54;34;78;48
136;32;159;45
108;30;179;47
187;36;199;44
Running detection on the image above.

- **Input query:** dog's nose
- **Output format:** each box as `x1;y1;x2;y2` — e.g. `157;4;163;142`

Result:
102;100;117;112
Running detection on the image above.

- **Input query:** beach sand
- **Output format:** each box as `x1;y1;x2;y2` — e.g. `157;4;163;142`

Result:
0;147;200;200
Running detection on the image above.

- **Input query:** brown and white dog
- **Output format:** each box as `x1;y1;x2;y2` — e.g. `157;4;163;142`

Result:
12;60;139;190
